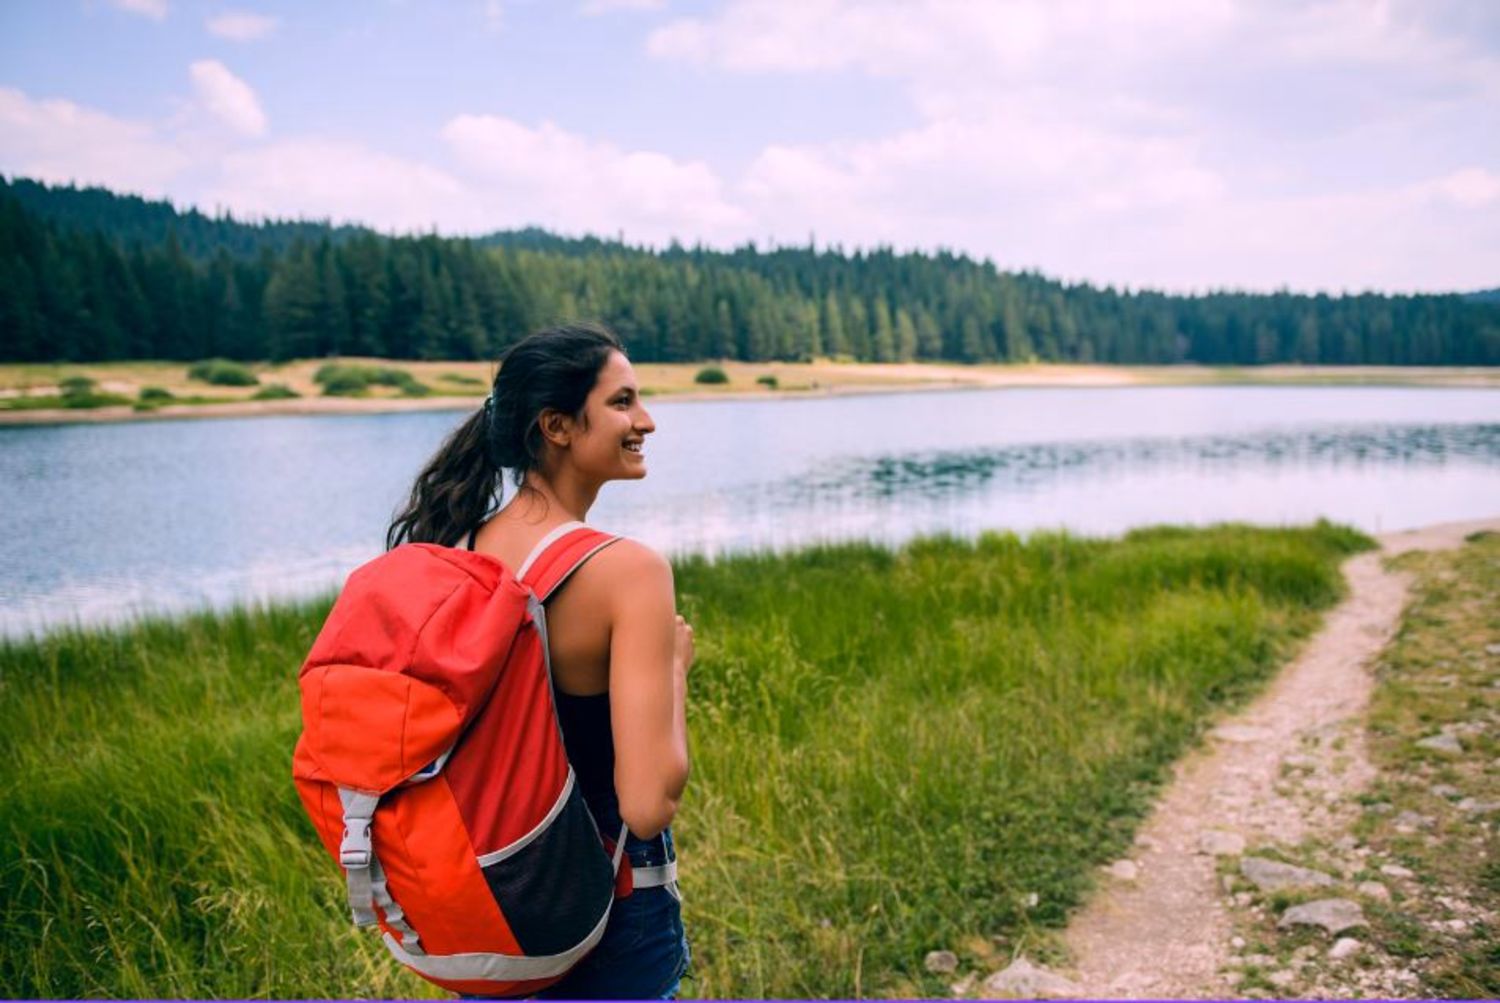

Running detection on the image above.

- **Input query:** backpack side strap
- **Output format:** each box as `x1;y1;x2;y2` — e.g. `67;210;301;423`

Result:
338;787;423;954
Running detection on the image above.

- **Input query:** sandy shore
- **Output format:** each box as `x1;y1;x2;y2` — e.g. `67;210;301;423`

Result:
2;362;1494;427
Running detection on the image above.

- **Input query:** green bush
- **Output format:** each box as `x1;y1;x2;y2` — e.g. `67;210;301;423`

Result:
439;372;484;386
756;374;779;390
187;359;259;387
251;384;300;401
694;366;730;385
51;375;131;409
138;386;174;402
314;364;429;398
58;375;96;396
317;369;369;396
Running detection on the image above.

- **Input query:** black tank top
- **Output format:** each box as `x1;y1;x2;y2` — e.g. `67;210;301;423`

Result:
553;690;623;835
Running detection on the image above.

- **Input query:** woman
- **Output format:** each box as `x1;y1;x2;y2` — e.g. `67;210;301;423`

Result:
387;323;694;999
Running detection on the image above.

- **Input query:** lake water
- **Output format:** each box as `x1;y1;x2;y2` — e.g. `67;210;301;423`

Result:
2;385;1497;637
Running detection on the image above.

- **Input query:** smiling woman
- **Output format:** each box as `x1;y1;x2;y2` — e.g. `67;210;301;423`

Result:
355;322;695;999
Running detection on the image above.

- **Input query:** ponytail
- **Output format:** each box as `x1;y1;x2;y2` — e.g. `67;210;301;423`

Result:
386;408;500;549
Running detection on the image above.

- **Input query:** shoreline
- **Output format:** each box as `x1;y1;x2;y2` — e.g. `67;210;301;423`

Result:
2;362;1496;427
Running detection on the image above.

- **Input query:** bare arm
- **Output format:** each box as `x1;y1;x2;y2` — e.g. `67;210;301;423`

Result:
605;542;692;838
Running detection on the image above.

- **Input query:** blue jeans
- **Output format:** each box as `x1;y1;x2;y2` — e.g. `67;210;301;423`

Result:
533;828;689;1000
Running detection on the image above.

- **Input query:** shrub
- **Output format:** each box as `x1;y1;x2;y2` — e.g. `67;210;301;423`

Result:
756;374;779;390
440;372;484;386
51;375;129;408
314;364;429;397
694;366;730;385
58;375;96;396
317;368;370;397
138;386;174;402
187;359;258;387
251;384;300;401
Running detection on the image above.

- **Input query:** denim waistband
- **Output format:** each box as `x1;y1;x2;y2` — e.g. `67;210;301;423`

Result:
623;827;675;870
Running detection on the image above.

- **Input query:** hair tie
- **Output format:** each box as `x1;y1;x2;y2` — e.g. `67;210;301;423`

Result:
482;392;494;417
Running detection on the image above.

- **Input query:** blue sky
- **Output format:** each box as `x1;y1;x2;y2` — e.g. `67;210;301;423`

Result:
1;0;1497;294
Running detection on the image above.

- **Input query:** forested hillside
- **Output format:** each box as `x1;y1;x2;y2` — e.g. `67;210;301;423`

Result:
3;176;1496;365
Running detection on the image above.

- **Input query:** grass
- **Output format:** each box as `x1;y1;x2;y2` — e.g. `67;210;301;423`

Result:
0;521;1372;997
1351;531;1499;997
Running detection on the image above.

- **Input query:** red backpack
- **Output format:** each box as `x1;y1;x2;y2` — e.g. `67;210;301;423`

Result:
292;521;671;997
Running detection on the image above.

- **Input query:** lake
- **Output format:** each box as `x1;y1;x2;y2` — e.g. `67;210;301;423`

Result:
2;385;1497;637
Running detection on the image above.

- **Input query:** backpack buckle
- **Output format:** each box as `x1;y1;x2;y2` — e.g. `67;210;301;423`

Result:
340;818;373;867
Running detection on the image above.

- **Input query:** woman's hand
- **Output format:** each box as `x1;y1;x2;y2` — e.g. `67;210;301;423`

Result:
673;614;695;674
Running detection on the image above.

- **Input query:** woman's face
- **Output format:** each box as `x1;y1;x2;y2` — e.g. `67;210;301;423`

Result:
567;350;655;482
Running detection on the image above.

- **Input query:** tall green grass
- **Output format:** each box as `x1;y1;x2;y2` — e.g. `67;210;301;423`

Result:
0;522;1370;998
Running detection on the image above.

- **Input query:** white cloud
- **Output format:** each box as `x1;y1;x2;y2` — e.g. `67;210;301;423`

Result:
646;0;1500;291
581;0;666;15
441;114;751;241
189;60;267;137
108;0;168;20
204;139;469;230
205;11;280;42
0;87;190;196
483;0;505;33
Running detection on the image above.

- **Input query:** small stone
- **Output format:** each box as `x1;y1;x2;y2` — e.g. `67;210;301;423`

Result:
1199;830;1246;856
1334;834;1359;851
1485;643;1500;655
1240;856;1336;892
1230;936;1246;950
1457;798;1500;815
1430;783;1461;799
1393;810;1432;833
1328;937;1362;961
1233;892;1254;907
1222;971;1244;986
980;956;1082;999
1243;953;1275;967
1283;753;1319;770
1366;802;1394;815
1213;724;1274;743
1380;863;1414;878
1103;859;1140;881
1022;891;1039;909
925;950;960;975
1357;880;1390;902
1278;898;1367;936
1134;833;1158;850
1221;874;1236;894
1267;970;1297;988
949;973;977;998
1417;733;1464;754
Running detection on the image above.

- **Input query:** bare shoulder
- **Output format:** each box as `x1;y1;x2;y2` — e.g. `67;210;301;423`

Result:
590;536;673;589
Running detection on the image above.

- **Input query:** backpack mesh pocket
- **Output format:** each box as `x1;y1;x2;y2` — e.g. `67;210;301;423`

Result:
479;780;614;955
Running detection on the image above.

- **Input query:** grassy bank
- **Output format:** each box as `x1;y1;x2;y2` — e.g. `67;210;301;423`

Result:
0;522;1371;997
2;359;1496;422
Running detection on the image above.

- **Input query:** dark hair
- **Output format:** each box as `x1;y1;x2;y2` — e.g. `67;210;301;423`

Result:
386;322;624;549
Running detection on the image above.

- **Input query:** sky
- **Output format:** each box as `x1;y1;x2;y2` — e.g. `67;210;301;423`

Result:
0;0;1497;295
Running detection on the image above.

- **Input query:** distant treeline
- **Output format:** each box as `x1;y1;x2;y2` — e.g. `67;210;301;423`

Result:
2;176;1497;365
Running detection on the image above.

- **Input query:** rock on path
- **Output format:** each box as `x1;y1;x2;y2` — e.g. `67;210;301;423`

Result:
1059;517;1500;999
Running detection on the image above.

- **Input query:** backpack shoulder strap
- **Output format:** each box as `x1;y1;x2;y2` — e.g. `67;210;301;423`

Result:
517;521;620;601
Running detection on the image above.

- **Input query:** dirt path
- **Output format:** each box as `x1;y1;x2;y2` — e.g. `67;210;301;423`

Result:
1058;517;1500;999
